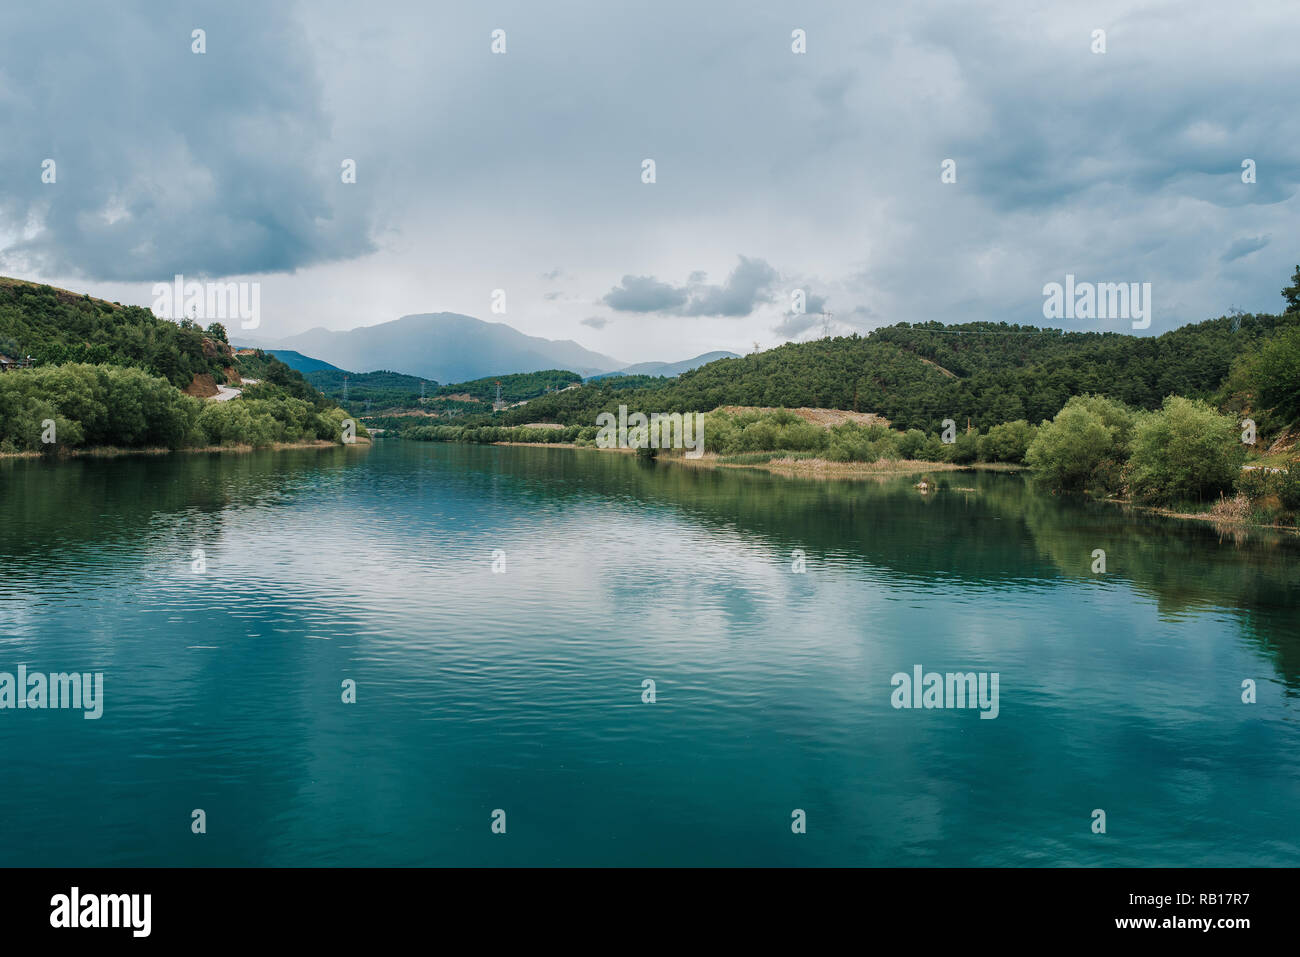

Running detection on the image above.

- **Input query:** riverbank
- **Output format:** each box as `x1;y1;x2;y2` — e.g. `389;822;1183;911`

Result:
1100;495;1300;534
480;439;1300;531
487;440;1020;476
667;451;975;476
0;438;370;460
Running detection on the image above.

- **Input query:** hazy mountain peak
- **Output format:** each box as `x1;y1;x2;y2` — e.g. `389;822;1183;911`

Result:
241;312;626;382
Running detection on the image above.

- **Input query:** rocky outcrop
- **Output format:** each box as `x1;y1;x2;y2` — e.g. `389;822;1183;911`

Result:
200;337;235;361
184;373;220;398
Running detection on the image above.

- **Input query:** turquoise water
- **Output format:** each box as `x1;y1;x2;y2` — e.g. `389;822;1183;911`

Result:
1;441;1297;866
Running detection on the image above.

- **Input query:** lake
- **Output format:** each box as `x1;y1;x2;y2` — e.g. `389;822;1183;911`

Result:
1;441;1297;866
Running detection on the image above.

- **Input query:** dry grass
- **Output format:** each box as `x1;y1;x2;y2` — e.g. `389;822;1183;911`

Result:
494;443;1018;482
1265;426;1299;455
1209;493;1252;522
758;456;963;476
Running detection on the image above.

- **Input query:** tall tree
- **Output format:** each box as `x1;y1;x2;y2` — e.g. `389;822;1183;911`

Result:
1283;264;1300;314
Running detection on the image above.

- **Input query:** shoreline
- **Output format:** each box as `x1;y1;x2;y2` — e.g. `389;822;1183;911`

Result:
486;440;1019;476
28;433;1288;533
479;439;1298;532
0;438;371;460
1100;496;1300;534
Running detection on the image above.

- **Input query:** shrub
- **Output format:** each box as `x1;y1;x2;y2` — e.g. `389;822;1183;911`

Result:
825;422;900;462
1246;326;1300;424
1127;396;1246;503
1026;395;1135;493
948;431;980;464
700;409;826;455
916;435;949;461
897;428;927;459
1234;467;1274;500
978;419;1037;463
0;363;203;451
1280;465;1300;511
1237;462;1300;512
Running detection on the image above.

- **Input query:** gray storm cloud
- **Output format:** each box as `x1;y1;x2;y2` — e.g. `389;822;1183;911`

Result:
1221;236;1270;263
0;0;1296;346
604;256;779;317
0;2;374;281
602;275;691;313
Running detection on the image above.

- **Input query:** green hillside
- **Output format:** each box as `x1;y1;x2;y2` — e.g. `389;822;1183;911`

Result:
305;368;432;411
308;367;584;414
498;309;1299;434
0;277;238;388
264;349;345;374
0;278;360;454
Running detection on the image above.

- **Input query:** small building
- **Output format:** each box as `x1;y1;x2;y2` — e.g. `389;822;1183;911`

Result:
0;354;33;373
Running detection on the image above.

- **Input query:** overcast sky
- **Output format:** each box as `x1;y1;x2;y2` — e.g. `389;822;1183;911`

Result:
2;0;1297;363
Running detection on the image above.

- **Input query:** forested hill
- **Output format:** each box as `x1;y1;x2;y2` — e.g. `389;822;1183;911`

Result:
0;278;235;389
502;310;1300;432
0;278;362;454
0;277;321;400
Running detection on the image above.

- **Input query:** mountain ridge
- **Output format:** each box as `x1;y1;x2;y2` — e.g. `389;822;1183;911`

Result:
239;312;626;383
586;351;741;381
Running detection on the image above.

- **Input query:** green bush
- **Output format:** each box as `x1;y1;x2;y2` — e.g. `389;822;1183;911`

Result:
700;409;827;455
897;428;927;459
949;431;980;464
825;422;900;462
1235;467;1274;499
978;419;1037;463
0;363;356;452
1127;396;1246;503
912;434;946;461
1236;463;1300;512
1280;466;1300;511
1026;394;1135;493
1243;326;1300;424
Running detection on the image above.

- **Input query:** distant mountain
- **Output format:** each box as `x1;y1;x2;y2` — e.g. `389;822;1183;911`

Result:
240;313;625;383
587;351;741;381
261;350;345;374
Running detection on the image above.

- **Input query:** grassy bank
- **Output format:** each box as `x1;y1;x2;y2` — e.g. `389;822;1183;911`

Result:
485;439;1295;531
0;437;371;460
481;439;1013;478
400;393;1298;527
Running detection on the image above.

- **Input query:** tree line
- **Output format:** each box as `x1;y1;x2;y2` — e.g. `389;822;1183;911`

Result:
0;278;361;452
0;363;359;453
